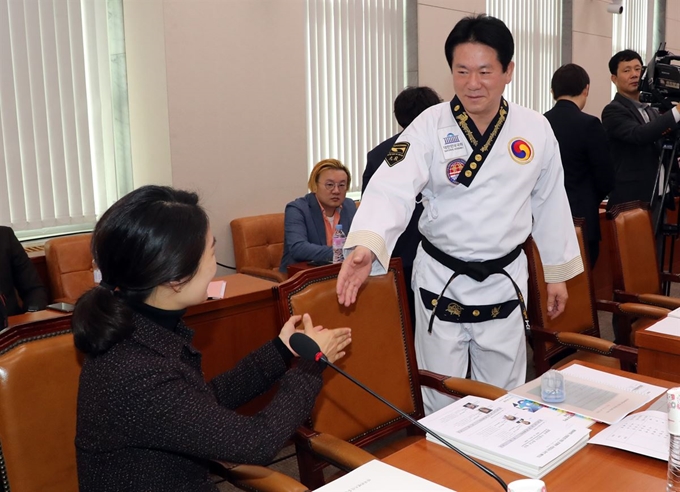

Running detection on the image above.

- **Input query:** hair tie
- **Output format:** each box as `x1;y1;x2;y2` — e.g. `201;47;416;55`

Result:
99;281;116;292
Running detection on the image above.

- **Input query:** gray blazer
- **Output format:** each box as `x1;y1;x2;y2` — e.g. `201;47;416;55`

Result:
279;193;356;272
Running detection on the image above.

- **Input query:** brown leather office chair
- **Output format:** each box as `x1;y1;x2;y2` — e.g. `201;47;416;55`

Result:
44;233;95;303
275;259;507;489
231;214;287;282
526;218;667;375
608;202;680;315
0;330;82;492
0;326;314;492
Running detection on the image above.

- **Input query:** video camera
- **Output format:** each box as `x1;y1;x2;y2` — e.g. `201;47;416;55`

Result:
639;44;680;111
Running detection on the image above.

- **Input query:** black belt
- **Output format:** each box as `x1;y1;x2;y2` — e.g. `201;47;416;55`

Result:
419;289;519;323
421;238;530;338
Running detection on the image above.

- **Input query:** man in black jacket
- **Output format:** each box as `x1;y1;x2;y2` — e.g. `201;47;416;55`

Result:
0;226;48;315
544;64;613;267
602;50;680;211
362;86;441;324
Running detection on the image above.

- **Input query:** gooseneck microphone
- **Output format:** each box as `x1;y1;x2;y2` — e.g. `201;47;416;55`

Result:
290;333;508;491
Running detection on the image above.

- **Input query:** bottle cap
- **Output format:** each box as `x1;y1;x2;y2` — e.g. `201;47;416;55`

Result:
668;388;680;435
507;479;546;492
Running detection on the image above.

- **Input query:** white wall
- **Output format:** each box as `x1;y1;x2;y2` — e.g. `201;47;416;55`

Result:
572;0;614;118
124;0;309;273
666;1;680;54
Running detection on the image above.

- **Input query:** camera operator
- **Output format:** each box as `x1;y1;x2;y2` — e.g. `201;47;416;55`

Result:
602;49;680;210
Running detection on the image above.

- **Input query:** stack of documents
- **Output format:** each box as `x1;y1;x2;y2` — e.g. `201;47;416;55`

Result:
419;395;590;479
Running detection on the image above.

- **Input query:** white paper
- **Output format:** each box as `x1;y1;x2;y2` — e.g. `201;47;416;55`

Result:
667;307;680;319
645;316;680;336
314;460;455;491
510;364;666;425
588;411;669;461
419;396;590;478
559;364;667;399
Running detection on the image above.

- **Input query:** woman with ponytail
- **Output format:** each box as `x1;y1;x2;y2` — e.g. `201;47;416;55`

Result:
73;185;351;492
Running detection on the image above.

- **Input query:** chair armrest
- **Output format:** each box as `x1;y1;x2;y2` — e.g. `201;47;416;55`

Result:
596;298;668;319
617;302;669;318
553;332;637;364
613;290;680;310
636;293;680;310
419;370;507;400
302;432;376;470
211;461;310;492
240;266;287;283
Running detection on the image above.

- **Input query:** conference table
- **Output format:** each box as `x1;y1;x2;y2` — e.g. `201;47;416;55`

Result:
2;273;280;381
382;361;670;491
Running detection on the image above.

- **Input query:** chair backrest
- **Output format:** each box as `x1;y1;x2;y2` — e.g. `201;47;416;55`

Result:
525;219;600;374
231;214;285;280
607;202;661;296
44;234;95;303
275;259;422;446
0;331;82;492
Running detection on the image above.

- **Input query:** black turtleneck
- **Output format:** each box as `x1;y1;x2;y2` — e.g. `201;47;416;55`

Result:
128;300;186;333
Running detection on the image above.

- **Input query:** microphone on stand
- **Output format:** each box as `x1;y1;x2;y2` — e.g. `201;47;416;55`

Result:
290;332;508;491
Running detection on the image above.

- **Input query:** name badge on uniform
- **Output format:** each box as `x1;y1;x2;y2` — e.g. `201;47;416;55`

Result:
438;127;468;158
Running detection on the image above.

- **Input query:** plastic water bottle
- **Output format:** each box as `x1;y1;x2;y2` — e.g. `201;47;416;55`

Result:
332;224;346;263
668;388;680;491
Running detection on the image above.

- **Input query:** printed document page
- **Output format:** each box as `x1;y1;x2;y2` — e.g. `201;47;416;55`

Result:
315;460;455;491
510;364;666;424
589;411;669;460
495;394;595;428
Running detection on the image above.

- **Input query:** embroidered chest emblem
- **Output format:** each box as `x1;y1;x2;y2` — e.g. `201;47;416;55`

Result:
446;159;466;185
508;138;534;164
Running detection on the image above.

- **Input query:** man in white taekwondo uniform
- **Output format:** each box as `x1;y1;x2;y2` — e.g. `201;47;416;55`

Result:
337;14;583;414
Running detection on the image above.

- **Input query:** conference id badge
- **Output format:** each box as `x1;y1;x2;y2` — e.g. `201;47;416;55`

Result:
438;127;468;159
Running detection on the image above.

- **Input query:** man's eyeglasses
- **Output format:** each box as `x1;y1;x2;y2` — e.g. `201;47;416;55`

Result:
323;181;347;191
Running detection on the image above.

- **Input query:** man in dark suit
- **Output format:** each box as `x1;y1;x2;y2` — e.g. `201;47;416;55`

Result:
362;86;441;323
602;50;680;211
0;226;48;316
544;64;613;267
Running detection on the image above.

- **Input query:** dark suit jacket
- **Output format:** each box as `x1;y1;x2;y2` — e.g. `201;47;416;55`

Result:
0;226;48;315
601;93;678;208
362;133;423;269
544;100;614;241
279;193;357;272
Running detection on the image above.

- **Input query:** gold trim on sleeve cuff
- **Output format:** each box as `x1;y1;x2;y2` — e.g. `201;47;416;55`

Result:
544;255;584;283
345;231;389;270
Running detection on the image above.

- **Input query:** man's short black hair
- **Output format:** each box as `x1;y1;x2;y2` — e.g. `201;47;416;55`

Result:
551;64;590;99
608;49;643;75
444;14;514;72
394;86;442;128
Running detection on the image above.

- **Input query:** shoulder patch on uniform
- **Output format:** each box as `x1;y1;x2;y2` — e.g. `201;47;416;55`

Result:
385;142;410;167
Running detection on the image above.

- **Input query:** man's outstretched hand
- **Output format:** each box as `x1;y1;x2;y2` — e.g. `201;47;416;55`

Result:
336;246;374;307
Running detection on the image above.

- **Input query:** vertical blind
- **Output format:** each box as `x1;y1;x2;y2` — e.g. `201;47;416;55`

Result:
305;0;406;193
612;1;648;62
0;0;127;236
487;0;562;114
